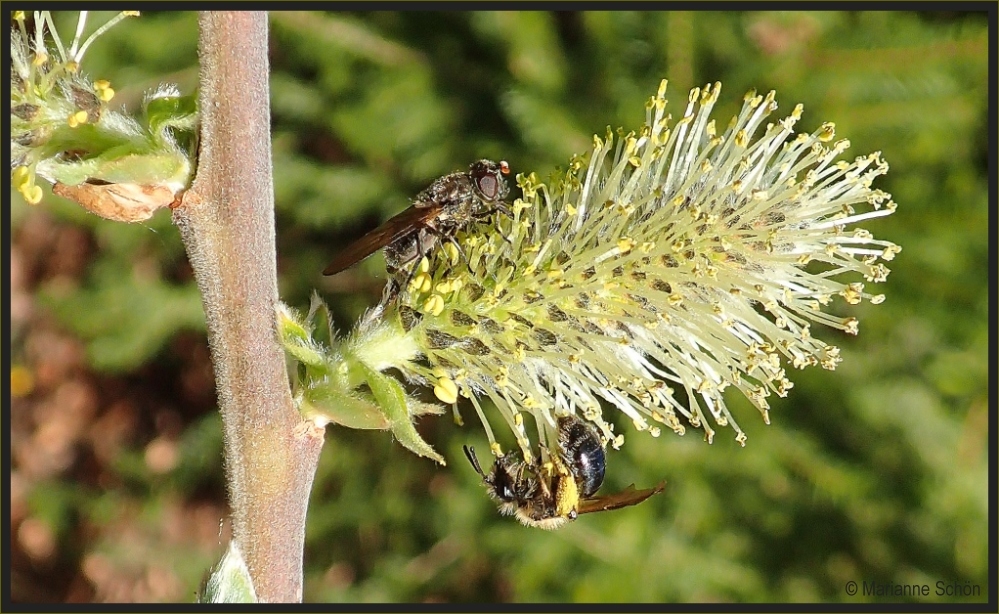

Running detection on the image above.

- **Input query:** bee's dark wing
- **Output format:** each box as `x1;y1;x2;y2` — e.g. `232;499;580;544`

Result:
322;203;442;276
577;480;666;515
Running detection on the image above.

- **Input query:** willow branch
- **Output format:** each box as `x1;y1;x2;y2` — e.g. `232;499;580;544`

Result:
173;12;324;602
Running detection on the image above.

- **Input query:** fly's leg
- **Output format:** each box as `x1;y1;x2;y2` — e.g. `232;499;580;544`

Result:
381;227;431;307
379;278;402;306
457;203;514;282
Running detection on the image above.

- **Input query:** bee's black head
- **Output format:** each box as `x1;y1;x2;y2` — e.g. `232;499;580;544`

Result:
464;445;535;504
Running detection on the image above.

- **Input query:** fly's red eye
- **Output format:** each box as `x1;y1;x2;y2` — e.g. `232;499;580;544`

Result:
499;160;510;175
477;174;498;199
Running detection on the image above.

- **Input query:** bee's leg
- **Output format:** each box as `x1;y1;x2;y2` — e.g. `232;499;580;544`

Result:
535;466;553;498
537;441;551;463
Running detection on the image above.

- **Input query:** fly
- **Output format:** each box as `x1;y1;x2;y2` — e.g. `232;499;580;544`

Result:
323;160;512;301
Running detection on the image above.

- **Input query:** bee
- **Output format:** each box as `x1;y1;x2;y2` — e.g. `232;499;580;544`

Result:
322;159;512;300
463;415;666;530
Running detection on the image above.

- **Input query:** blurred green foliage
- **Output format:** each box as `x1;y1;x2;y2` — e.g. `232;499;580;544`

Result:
11;10;990;603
